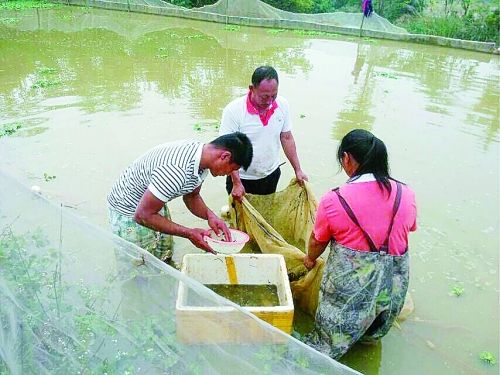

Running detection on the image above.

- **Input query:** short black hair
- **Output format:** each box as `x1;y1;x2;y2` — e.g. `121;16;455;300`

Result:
210;132;253;171
251;66;279;87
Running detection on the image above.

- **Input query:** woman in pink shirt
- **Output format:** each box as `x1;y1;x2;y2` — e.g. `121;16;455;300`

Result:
301;129;417;359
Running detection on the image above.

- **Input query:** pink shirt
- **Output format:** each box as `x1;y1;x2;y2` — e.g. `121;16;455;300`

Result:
313;175;417;255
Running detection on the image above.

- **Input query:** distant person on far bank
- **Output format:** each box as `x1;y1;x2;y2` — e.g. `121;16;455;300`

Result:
219;65;307;201
107;132;253;261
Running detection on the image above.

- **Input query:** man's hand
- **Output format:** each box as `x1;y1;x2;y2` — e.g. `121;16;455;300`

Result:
303;254;316;270
187;228;217;254
295;170;309;186
231;183;246;202
207;211;232;242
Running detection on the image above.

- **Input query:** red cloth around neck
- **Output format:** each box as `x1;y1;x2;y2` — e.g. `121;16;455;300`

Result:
246;91;278;126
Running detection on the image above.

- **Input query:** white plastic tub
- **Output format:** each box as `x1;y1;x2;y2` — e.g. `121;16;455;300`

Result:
176;253;294;343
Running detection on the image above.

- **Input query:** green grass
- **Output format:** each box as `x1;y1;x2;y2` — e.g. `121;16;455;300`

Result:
397;13;499;44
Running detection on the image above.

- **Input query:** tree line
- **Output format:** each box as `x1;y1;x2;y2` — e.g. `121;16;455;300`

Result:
169;0;499;44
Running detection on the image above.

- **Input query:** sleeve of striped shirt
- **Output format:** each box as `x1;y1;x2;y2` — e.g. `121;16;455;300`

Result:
148;164;188;203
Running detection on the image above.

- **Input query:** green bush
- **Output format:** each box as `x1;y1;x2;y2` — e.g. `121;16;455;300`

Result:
398;8;499;44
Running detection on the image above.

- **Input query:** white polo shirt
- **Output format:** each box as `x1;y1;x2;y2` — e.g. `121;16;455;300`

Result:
219;94;292;180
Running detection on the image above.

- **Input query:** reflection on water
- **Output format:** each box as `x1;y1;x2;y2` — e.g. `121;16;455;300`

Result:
0;6;498;375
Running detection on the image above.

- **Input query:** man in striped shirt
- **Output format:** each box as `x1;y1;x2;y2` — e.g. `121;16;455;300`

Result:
107;132;253;261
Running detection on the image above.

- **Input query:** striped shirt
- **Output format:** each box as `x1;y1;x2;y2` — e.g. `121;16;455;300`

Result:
107;141;208;216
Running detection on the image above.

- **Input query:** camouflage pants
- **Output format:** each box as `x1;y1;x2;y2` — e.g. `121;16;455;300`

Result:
303;243;409;359
108;206;174;262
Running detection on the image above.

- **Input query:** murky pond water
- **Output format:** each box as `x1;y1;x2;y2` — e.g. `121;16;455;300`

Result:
187;284;280;307
0;6;498;374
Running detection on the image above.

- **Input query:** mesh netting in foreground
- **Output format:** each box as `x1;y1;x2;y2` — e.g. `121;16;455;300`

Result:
0;171;359;374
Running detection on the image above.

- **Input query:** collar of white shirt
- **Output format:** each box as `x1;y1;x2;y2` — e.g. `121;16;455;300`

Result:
347;173;376;184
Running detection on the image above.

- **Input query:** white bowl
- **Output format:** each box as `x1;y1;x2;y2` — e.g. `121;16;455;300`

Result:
203;229;249;254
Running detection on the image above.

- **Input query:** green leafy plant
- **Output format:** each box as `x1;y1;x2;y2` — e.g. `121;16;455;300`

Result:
43;173;56;182
267;28;287;34
0;17;20;24
299;114;306;118
224;25;241;31
293;29;330;36
37;66;58;75
32;78;61;89
374;71;398;79
192;122;220;132
479;351;496;365
0;123;22;137
449;285;464;297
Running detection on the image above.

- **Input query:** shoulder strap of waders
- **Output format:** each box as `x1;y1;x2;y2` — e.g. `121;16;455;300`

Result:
379;181;403;252
333;187;378;252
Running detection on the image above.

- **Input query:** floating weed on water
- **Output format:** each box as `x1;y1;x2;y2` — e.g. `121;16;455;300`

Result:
267;28;286;34
58;14;75;21
374;71;398;79
156;47;169;58
479;351;496;365
32;78;61;89
43;173;56;182
299;114;306;119
37;67;58;75
185;34;208;40
0;122;22;137
293;29;330;36
192;122;220;132
0;17;20;24
224;25;241;31
449;285;464;297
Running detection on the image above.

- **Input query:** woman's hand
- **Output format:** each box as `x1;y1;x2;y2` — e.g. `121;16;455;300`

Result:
303;255;316;270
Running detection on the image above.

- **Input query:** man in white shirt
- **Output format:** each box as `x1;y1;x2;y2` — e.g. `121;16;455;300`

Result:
219;66;307;201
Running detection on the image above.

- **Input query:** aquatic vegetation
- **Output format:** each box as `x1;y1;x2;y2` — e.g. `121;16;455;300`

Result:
0;122;22;137
0;17;20;24
479;351;496;365
43;172;56;182
31;78;61;89
192;122;220;132
449;285;464;297
299;114;306;118
223;24;241;31
36;66;58;75
374;71;398;79
267;28;287;34
293;29;331;36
